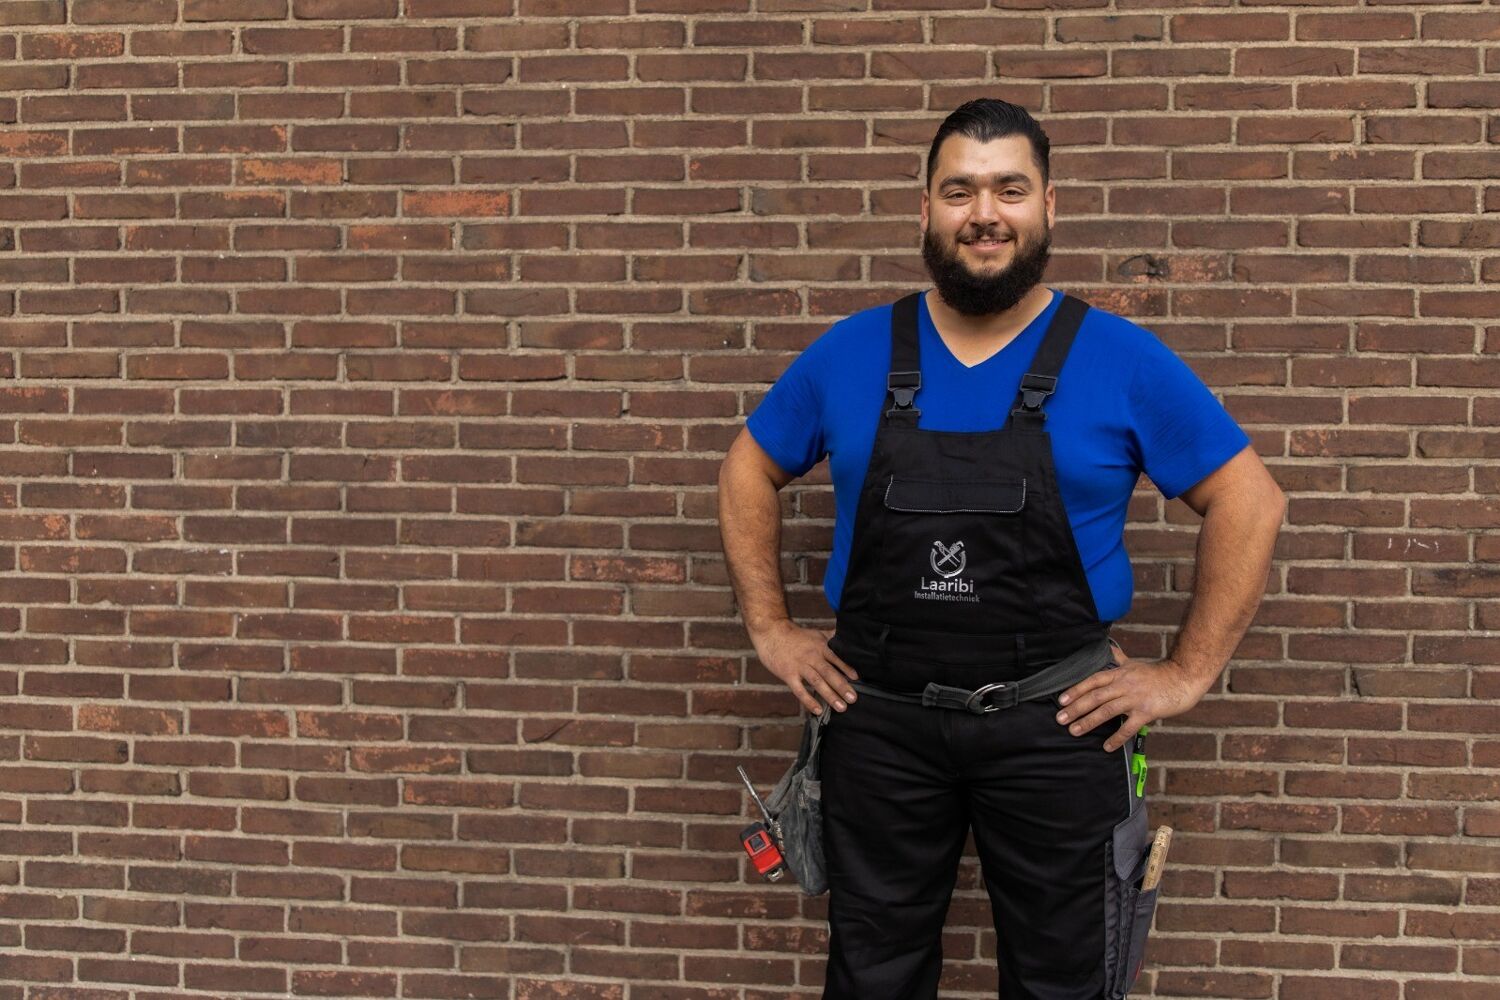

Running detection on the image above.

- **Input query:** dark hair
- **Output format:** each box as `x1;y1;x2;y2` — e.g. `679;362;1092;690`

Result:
925;98;1051;192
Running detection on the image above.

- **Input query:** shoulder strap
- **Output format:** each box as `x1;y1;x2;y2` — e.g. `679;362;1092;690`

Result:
1005;292;1090;430
882;291;923;427
884;289;1091;429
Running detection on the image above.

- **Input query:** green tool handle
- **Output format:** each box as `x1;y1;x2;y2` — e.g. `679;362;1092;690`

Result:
1130;724;1149;797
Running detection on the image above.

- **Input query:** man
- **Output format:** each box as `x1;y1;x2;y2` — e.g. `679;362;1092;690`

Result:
717;98;1285;999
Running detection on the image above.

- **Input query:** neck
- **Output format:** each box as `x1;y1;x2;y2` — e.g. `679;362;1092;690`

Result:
925;284;1054;341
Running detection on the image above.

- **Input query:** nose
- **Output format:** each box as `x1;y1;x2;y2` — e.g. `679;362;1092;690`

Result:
967;190;1001;230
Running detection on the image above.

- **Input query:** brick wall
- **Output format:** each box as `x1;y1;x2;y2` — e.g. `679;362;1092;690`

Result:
0;1;1496;997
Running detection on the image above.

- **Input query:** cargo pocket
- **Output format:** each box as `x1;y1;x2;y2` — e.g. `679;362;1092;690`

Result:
1122;881;1159;995
1103;803;1157;998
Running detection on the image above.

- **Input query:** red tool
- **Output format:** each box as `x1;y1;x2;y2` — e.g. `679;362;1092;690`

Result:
737;765;787;882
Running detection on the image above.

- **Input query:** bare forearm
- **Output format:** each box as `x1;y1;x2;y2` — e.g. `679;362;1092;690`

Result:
718;460;793;641
1055;472;1285;746
1168;492;1285;694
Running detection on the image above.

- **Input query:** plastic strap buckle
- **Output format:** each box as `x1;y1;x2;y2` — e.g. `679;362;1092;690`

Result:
886;370;921;416
1016;372;1058;412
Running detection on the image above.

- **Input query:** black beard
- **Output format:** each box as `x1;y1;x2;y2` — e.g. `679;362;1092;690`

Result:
920;223;1052;318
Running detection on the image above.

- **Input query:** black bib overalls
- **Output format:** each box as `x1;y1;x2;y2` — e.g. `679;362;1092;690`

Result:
820;290;1154;999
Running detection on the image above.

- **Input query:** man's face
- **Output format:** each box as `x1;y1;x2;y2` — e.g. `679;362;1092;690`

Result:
920;133;1055;318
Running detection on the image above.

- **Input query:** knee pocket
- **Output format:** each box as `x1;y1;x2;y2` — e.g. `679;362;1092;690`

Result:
1104;804;1159;999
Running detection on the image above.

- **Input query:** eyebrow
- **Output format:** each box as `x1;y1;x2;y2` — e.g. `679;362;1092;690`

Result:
937;171;1032;190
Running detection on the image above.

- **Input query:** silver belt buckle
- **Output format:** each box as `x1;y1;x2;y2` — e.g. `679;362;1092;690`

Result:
964;681;1007;714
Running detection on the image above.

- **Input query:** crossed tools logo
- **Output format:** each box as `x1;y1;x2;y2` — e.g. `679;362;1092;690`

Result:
916;539;978;601
930;540;966;578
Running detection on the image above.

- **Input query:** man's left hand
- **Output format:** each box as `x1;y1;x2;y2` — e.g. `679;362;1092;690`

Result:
1054;643;1210;752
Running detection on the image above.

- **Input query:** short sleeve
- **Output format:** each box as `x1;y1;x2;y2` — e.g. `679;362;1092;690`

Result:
746;343;828;479
1127;330;1251;500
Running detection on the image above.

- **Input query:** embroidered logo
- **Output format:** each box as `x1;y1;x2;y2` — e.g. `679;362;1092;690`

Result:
930;540;966;578
916;539;978;602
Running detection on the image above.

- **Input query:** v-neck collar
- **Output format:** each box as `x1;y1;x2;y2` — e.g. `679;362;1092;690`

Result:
920;287;1060;371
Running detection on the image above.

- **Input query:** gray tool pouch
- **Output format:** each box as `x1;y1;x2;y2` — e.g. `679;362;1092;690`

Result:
761;704;831;895
1104;796;1159;997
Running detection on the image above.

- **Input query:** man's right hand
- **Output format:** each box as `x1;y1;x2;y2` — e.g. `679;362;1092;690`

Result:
752;621;861;715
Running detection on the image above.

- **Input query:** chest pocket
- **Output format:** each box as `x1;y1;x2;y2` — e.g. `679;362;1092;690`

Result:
874;473;1032;632
883;476;1026;514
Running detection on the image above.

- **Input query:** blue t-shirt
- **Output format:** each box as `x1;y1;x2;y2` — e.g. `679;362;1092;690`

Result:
745;287;1251;622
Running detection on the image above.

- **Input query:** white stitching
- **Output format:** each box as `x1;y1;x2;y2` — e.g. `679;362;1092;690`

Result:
883;475;1026;514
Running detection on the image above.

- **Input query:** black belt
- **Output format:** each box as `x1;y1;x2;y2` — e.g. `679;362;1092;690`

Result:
849;636;1118;713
